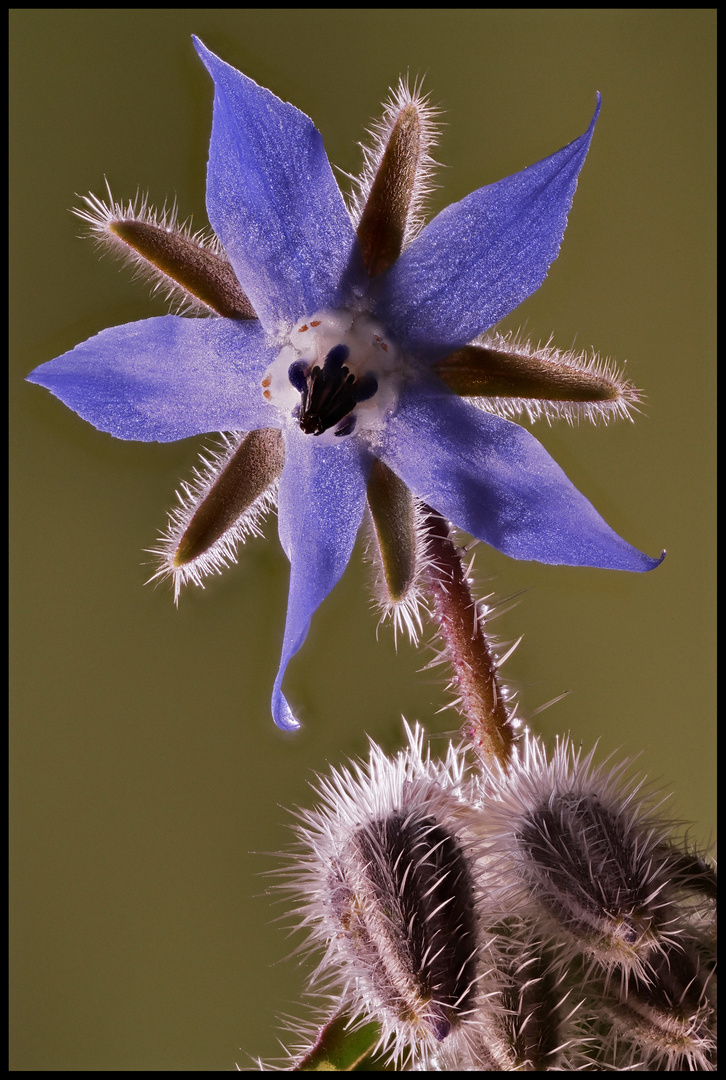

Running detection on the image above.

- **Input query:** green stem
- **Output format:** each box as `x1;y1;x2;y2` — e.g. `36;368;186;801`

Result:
291;1006;385;1071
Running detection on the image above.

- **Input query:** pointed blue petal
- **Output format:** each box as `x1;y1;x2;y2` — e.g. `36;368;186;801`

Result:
194;38;363;335
378;380;662;571
373;99;601;360
271;429;371;730
27;316;277;442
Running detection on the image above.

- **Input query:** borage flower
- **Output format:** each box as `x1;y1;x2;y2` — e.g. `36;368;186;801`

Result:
27;38;662;730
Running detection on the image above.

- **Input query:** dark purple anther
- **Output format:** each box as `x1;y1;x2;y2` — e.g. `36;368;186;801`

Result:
353;373;378;403
291;345;379;436
323;343;350;374
288;360;309;393
333;415;356;438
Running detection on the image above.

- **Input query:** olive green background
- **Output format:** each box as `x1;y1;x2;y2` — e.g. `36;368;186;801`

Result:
10;9;715;1071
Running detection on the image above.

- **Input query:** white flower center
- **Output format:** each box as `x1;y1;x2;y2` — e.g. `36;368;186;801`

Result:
261;309;403;444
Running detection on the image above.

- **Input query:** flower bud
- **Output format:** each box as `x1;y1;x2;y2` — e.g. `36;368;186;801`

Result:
473;736;682;978
286;725;488;1065
589;938;717;1070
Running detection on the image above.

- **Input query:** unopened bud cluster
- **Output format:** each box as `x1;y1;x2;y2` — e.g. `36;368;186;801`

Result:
283;725;716;1070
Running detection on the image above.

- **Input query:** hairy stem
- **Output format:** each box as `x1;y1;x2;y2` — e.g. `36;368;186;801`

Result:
422;507;515;768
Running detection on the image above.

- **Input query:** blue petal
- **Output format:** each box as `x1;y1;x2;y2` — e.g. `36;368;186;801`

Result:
373;98;601;360
271;428;371;729
193;38;364;335
27;316;277;442
377;380;662;571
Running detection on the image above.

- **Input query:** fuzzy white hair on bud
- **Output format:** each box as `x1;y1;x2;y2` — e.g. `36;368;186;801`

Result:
282;723;481;1066
279;724;590;1069
270;726;715;1069
594;938;717;1070
471;735;696;983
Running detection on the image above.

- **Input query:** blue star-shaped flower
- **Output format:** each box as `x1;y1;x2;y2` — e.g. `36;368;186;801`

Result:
27;38;661;730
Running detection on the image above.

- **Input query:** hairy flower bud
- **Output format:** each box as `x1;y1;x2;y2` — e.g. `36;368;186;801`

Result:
472;736;686;978
284;725;490;1065
283;726;603;1069
330;811;479;1044
588;939;717;1070
277;727;715;1070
